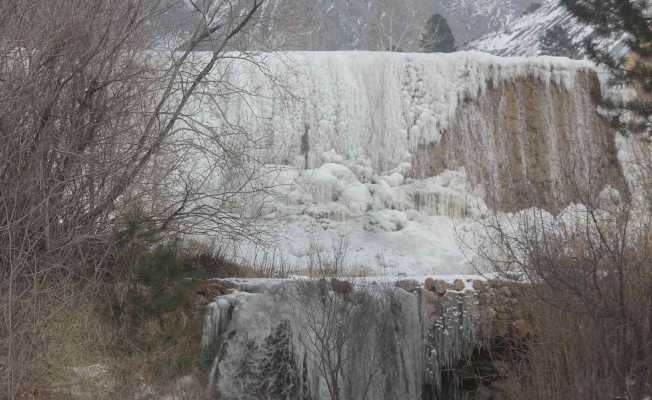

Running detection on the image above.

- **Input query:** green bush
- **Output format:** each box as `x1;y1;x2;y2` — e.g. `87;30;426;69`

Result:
106;210;210;381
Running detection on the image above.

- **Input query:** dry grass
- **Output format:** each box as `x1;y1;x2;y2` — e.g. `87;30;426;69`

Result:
501;279;652;400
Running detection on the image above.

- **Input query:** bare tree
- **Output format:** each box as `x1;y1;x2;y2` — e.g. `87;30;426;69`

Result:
0;0;267;397
289;280;391;400
366;0;428;52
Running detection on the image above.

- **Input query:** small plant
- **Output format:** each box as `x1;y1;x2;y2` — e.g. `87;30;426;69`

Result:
106;211;212;382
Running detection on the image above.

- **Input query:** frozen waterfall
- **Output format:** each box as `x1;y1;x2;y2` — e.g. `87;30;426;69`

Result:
201;280;493;400
184;51;626;275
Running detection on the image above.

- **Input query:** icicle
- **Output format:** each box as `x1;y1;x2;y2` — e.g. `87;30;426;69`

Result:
202;297;237;395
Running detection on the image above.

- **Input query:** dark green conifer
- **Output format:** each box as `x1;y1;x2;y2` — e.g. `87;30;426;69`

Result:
561;0;652;130
420;14;457;53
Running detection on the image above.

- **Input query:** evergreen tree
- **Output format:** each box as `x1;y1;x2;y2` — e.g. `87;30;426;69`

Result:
260;320;301;400
540;25;581;59
561;0;652;130
420;14;456;53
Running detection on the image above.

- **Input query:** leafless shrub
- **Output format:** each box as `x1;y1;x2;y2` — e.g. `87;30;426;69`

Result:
0;0;268;397
289;281;383;400
307;235;351;278
467;179;652;399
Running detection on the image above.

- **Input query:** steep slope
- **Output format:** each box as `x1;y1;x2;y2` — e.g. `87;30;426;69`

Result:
433;0;538;45
465;0;630;59
466;1;583;56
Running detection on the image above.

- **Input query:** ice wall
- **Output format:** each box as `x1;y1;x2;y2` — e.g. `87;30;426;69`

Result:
203;51;625;211
201;281;487;400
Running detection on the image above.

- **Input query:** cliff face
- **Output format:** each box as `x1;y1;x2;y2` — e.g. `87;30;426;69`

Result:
202;279;529;400
414;71;626;211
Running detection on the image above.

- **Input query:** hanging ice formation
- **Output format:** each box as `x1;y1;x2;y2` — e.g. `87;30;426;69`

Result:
201;281;498;400
195;51;625;212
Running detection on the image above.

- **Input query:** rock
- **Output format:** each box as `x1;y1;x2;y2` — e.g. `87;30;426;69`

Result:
453;279;466;291
495;319;509;337
510;319;531;338
433;280;448;296
203;280;240;297
422;288;437;304
424;277;435;291
330;278;353;295
493;361;511;378
498;285;512;298
194;293;209;307
396;279;419;292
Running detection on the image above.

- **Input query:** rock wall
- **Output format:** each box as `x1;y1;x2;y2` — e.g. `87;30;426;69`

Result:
414;72;627;211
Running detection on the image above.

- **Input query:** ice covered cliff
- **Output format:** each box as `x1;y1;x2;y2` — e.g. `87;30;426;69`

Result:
191;51;626;275
200;277;533;400
201;278;500;400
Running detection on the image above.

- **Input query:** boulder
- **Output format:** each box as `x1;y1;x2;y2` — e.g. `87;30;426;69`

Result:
472;279;486;291
433;280;448;296
498;285;512;298
453;279;466;291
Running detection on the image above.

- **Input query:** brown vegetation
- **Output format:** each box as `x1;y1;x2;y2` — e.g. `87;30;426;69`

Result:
0;0;266;398
473;189;652;399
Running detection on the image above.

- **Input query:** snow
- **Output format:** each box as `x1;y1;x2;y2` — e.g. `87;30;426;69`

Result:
236;158;487;276
203;51;593;172
466;1;582;57
466;0;629;60
202;279;486;399
183;50;602;276
222;274;485;293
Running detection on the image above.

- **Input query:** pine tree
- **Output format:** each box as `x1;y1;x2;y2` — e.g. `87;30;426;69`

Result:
420;14;456;53
561;0;652;130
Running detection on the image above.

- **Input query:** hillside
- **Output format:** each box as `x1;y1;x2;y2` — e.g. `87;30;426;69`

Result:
465;0;630;59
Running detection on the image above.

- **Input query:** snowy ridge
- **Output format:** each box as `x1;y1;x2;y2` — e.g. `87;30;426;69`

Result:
465;0;629;59
436;0;535;43
246;0;539;50
466;1;585;57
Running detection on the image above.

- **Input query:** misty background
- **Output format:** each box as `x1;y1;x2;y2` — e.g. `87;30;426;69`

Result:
156;0;542;52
